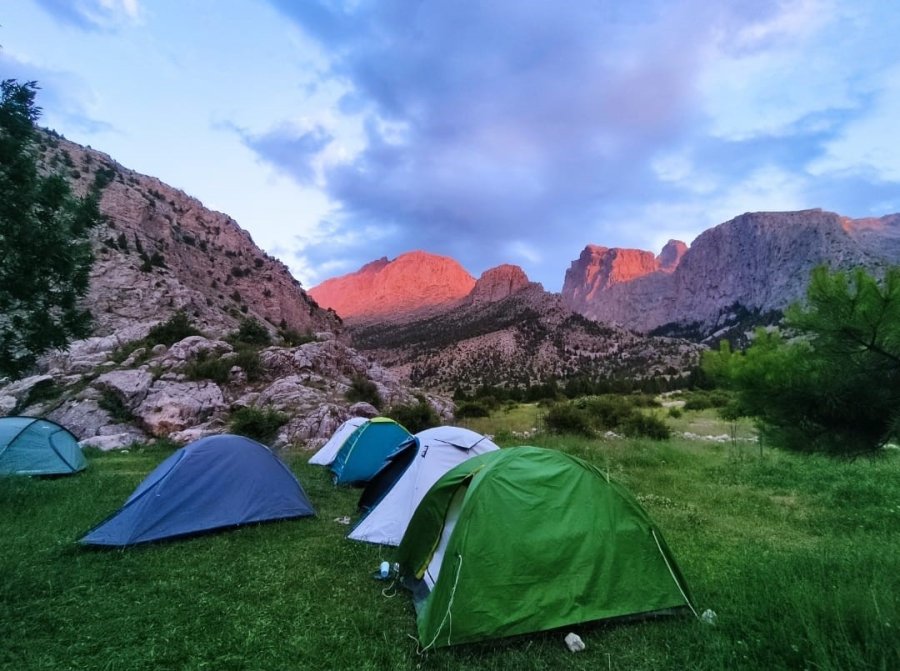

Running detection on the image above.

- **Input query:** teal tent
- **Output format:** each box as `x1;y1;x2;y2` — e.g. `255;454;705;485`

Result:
330;417;412;485
397;447;696;648
0;416;86;476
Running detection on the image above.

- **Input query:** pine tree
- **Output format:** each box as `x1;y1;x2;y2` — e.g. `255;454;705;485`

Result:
0;80;102;380
703;266;900;455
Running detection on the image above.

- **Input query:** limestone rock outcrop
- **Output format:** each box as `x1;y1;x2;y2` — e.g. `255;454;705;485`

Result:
2;334;450;450
464;264;532;306
562;209;900;339
308;250;476;320
37;133;342;340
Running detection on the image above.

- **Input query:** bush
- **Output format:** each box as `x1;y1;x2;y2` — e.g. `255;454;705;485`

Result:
345;376;382;409
229;407;287;444
545;403;594;436
280;328;315;347
184;351;232;385
621;413;671;440
668;407;683;419
454;401;491;418
388;399;439;434
146;311;201;346
98;389;134;423
576;395;634;430
231;318;271;346
232;347;264;382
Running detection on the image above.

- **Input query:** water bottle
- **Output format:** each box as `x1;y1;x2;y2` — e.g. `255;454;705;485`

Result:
380;561;390;579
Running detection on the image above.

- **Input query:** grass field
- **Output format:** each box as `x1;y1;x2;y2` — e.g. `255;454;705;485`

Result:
1;409;897;670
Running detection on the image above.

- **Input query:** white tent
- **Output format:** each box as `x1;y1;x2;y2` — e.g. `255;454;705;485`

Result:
348;426;499;546
308;416;368;466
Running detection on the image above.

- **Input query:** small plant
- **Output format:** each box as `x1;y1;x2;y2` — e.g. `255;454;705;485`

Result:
621;413;671;440
231;318;272;346
98;389;134;423
454;401;491;418
279;328;315;347
146;311;201;346
545;403;594;436
232;347;264;382
345;376;382;409
14;379;64;414
388;399;438;434
184;351;233;385
229;407;288;444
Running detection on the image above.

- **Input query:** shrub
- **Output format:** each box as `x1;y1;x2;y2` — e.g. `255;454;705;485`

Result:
454;401;491;418
346;376;382;409
668;407;683;419
232;347;264;382
231;318;272;346
621;413;671;440
279;328;315;347
388;399;439;434
184;351;232;385
576;395;634;430
229;407;287;444
146;311;201;346
545;403;594;436
98;389;134;423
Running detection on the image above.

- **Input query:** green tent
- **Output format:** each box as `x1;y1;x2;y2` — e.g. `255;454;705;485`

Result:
397;446;695;648
0;416;86;476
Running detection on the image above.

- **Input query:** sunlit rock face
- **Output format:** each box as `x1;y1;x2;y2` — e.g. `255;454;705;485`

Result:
562;209;900;338
464;264;532;306
308;250;476;320
562;245;672;312
39;133;342;340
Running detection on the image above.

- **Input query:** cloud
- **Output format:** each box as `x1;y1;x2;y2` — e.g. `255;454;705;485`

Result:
232;122;334;185
34;0;141;31
254;1;900;289
0;52;114;135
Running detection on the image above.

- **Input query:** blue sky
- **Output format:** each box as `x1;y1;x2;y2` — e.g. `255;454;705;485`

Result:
2;0;899;291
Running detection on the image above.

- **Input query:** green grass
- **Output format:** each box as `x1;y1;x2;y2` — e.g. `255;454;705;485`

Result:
1;414;897;670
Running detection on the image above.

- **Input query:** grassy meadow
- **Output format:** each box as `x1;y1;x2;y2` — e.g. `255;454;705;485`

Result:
1;404;897;671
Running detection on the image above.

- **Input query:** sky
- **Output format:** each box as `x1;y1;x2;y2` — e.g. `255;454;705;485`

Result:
2;0;899;291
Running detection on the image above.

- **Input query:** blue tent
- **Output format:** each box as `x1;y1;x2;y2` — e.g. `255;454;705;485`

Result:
0;416;86;476
81;434;314;546
331;417;412;486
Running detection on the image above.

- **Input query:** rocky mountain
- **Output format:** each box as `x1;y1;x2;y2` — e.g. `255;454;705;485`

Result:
563;240;686;310
351;266;702;392
308;250;476;321
0;132;450;450
563;209;900;341
36;132;341;339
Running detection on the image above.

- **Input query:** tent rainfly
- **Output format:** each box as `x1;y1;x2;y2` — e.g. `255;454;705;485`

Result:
397;446;697;648
80;434;314;546
308;416;368;466
0;416;86;476
330;417;412;486
349;426;498;546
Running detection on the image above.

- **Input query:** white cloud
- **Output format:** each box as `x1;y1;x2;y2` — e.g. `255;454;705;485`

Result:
807;66;900;182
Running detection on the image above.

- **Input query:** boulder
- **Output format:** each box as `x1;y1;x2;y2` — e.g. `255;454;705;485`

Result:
135;380;226;436
93;369;154;408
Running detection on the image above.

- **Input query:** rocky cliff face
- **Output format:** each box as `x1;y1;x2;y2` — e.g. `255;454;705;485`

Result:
562;243;683;312
38;132;341;339
563;209;900;340
464;264;532;306
351;280;702;392
0;132;452;450
308;250;476;320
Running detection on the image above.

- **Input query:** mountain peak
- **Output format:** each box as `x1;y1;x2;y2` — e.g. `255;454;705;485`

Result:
466;264;533;306
309;251;475;320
